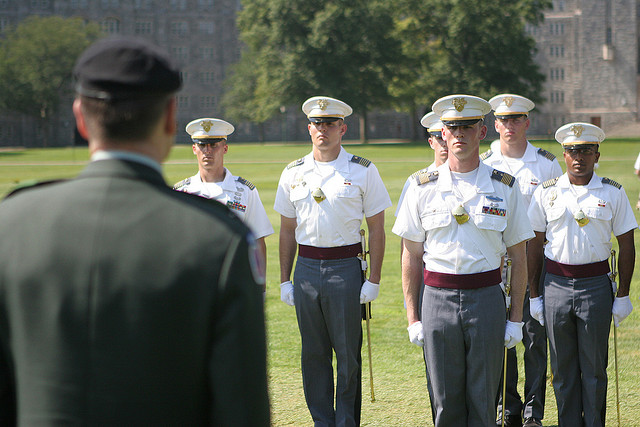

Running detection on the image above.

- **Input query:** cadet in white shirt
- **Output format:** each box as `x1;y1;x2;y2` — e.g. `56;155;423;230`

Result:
482;94;562;427
274;96;391;427
174;118;274;280
394;94;534;427
527;122;636;427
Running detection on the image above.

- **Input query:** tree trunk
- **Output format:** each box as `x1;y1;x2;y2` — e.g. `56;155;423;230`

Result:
359;108;368;143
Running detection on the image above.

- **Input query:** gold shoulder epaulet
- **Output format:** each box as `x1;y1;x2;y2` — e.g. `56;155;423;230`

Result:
542;177;559;188
350;155;371;167
537;148;556;161
173;177;191;190
415;170;439;186
479;149;493;161
286;158;304;169
602;177;622;189
236;176;256;190
490;169;515;187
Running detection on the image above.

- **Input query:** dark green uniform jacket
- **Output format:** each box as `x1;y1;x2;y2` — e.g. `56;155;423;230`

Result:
0;159;270;426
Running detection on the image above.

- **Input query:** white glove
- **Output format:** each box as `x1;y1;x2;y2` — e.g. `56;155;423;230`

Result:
280;281;294;306
529;296;544;326
407;321;424;347
504;320;524;349
612;296;633;327
360;280;380;304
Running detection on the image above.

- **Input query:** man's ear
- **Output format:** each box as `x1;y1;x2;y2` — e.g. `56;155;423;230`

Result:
165;98;177;135
72;98;90;140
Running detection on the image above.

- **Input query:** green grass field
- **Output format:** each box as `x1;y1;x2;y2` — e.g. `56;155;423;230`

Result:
1;138;639;426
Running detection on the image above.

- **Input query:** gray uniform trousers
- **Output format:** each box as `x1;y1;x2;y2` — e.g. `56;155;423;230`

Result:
498;288;547;420
293;256;363;427
422;284;505;426
544;273;612;427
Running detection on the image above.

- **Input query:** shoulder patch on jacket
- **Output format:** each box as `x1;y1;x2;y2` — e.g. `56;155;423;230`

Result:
537;148;556;161
602;177;622;189
173;177;191;190
409;167;429;180
350;155;371;167
5;179;66;199
236;176;255;190
542;177;559;188
415;170;439;186
479;149;493;161
287;158;304;169
490;169;515;187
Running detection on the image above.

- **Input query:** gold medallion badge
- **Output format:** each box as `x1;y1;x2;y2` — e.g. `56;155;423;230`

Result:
452;204;470;224
453;97;467;112
312;187;326;203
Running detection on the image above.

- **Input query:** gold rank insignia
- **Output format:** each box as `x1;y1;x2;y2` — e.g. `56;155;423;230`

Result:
574;209;589;227
452;204;470;224
312;187;326;203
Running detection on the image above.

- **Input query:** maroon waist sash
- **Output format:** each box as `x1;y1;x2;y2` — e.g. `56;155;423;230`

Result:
423;268;502;289
545;258;609;278
298;243;362;260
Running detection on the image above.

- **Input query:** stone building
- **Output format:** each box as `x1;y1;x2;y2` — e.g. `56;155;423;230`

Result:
527;0;639;137
0;0;638;146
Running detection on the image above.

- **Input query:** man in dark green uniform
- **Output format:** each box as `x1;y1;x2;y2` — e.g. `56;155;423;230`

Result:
0;37;270;426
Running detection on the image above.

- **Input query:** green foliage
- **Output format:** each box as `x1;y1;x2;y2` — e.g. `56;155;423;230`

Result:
226;0;402;128
392;0;550;109
0;16;100;119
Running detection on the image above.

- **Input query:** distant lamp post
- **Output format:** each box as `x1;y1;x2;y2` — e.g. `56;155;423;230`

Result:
280;105;287;143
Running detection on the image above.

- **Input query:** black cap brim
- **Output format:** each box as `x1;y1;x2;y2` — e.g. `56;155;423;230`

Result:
309;117;341;124
442;118;482;127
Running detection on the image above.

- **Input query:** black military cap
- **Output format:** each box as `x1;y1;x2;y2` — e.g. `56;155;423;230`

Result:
73;37;182;101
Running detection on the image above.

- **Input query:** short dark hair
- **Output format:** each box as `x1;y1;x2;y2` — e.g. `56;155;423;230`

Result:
79;95;172;142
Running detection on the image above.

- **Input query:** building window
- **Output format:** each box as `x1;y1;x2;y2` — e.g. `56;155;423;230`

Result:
199;47;214;59
170;21;189;37
199;72;216;84
549;45;565;57
549;68;565;81
100;18;120;34
135;21;153;35
198;0;215;6
178;96;189;109
200;96;216;109
550;91;565;104
171;46;189;62
198;22;214;35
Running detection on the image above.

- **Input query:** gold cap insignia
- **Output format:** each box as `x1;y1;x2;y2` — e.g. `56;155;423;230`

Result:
570;124;584;138
318;99;329;111
504;96;514;107
453;97;467;112
200;120;213;132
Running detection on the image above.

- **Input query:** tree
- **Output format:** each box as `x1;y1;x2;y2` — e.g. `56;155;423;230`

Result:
0;16;100;146
390;0;551;139
225;0;402;142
